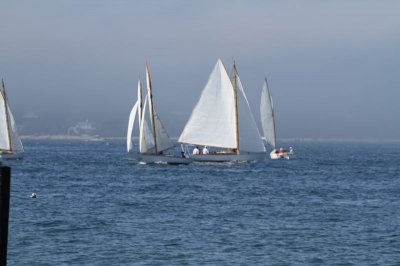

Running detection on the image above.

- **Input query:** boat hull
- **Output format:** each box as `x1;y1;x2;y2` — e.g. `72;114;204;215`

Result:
130;153;192;165
0;151;24;160
270;152;289;160
190;152;265;162
269;149;293;160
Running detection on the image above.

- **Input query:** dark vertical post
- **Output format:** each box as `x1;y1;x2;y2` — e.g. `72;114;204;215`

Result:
0;166;11;266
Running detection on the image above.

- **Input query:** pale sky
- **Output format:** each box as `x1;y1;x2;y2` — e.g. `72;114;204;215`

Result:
1;1;399;140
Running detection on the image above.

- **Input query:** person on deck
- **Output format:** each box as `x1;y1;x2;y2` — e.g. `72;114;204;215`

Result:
202;146;209;155
193;146;200;155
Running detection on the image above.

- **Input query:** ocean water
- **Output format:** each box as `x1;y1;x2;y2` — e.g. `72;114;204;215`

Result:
6;140;400;265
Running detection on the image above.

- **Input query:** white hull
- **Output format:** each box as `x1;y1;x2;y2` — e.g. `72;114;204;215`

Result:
130;153;192;165
190;152;265;162
0;151;23;160
269;149;293;160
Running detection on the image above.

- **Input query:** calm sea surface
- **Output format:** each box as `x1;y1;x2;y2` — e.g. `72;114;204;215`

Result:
6;140;400;265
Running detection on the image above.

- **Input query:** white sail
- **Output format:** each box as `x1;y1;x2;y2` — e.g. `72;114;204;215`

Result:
145;64;155;137
139;96;147;153
126;100;138;152
260;79;276;149
142;121;154;152
137;80;143;129
137;80;148;153
0;86;10;151
7;107;23;152
153;111;174;152
236;75;266;152
127;79;156;154
178;59;237;148
145;64;174;153
0;80;23;153
139;95;155;153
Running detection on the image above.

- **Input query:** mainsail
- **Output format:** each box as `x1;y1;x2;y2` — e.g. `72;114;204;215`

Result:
0;80;23;153
260;78;276;149
7;107;23;152
145;64;174;153
139;95;155;153
0;82;10;151
137;80;153;153
178;59;237;149
179;59;265;153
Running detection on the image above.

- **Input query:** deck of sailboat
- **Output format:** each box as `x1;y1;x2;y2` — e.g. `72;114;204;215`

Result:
0;151;23;160
190;152;265;162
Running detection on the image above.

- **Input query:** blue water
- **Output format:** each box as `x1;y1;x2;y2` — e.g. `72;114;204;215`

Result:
6;140;400;265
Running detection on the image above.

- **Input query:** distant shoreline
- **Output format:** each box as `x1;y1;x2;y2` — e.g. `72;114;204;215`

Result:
278;138;400;144
21;135;108;141
20;135;400;144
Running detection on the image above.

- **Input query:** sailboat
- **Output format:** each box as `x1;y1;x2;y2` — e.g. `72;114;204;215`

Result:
178;59;266;162
126;64;191;164
260;78;293;160
0;79;24;160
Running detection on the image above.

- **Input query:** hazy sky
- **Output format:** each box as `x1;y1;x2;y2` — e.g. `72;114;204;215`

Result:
1;1;399;140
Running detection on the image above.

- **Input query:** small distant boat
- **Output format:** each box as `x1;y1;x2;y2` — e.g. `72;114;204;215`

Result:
127;64;191;165
178;59;266;162
0;79;24;160
260;78;293;160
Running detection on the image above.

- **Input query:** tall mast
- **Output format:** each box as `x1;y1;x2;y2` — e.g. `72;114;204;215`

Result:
232;62;239;153
1;79;12;150
146;63;158;154
137;79;145;154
